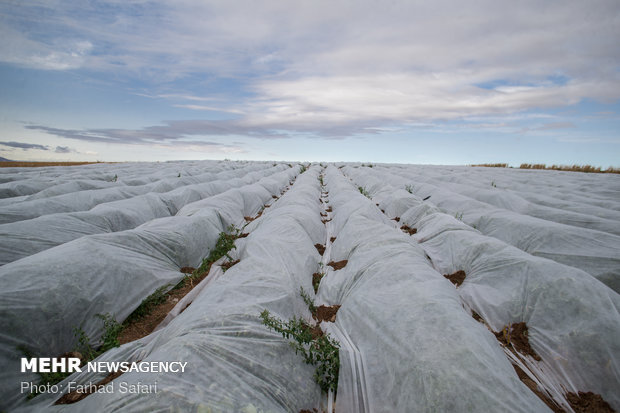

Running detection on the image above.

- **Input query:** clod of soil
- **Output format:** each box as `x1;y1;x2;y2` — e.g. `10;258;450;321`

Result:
244;216;254;222
315;244;326;256
494;322;541;361
567;391;615;413
56;370;124;404
325;206;332;212
180;267;196;274
322;218;332;224
401;225;417;235
221;259;240;271
330;236;336;243
312;272;323;293
512;364;563;413
444;270;466;287
238;233;249;238
328;260;348;270
320;212;327;217
272;195;278;199
313;305;341;323
381;209;385;213
309;324;324;339
392;217;400;222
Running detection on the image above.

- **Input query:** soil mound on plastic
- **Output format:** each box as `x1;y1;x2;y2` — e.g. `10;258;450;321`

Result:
392;217;400;222
328;260;348;270
494;322;541;361
313;305;341;323
330;236;336;243
315;244;326;256
401;225;417;235
567;391;615;413
444;270;466;287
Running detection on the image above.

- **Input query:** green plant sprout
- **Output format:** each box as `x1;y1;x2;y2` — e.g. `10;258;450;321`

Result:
358;186;370;198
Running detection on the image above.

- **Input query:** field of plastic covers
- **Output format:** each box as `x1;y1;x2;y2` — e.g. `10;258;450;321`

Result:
0;161;618;412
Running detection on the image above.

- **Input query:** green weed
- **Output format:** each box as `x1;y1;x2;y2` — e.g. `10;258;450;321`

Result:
124;285;170;323
358;186;370;198
260;310;340;393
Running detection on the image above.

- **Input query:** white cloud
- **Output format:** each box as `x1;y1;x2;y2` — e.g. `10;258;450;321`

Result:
1;0;619;136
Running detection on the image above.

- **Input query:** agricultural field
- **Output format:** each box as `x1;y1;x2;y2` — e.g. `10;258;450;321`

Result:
0;160;618;412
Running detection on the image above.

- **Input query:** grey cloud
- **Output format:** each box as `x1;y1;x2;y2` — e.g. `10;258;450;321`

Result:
2;0;619;135
0;141;49;150
54;146;72;153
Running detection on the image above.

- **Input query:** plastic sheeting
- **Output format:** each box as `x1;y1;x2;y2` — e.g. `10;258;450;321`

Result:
317;167;553;412
0;164;289;265
3;161;619;412
0;166;297;411
344;165;620;294
19;166;325;412
343;165;620;411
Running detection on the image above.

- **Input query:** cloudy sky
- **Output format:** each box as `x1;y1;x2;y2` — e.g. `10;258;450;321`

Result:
1;0;619;165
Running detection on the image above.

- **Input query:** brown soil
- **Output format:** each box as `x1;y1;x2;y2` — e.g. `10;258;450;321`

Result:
180;267;195;274
471;310;484;323
512;364;563;413
238;233;249;238
320;212;327;217
567;391;615;413
309;324;324;339
494;322;541;361
0;161;106;168
401;225;417;235
444;270;466;287
330;237;336;243
55;370;124;404
272;195;278;199
328;260;348;270
392;217;400;222
221;259;240;271
322;218;332;224
313;305;341;323
312;272;324;293
315;244;326;256
326;206;332;212
118;268;211;344
244;216;254;222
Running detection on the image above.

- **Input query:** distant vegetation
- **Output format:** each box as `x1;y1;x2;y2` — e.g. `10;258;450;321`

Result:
472;163;620;174
471;163;508;168
0;161;105;168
